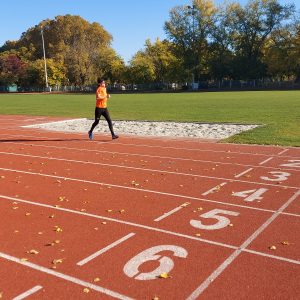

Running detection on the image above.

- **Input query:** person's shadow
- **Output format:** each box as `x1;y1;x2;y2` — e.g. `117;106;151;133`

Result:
0;138;111;143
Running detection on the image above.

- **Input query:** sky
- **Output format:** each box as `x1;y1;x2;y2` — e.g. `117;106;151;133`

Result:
0;0;299;63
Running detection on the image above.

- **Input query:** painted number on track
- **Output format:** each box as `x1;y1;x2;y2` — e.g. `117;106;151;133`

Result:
123;245;188;280
280;160;300;168
232;188;268;202
190;209;239;230
260;171;291;182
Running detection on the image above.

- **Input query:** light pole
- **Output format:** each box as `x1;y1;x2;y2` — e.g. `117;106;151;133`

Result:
187;4;196;88
40;27;49;91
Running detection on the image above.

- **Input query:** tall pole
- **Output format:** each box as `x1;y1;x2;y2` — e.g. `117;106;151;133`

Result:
40;27;49;90
187;4;196;86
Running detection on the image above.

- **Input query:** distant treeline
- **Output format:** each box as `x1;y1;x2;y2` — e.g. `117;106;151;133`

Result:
0;0;299;89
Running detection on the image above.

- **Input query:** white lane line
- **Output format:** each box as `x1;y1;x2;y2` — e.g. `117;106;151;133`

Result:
154;204;186;222
1;132;298;158
0;152;299;189
0;194;237;250
1;192;300;268
1;193;300;266
77;233;135;266
278;149;289;155
259;157;273;165
1;167;300;216
234;168;253;178
0;252;132;300
13;286;43;300
244;249;300;265
22;118;86;128
3;141;300;172
186;189;300;299
202;183;227;196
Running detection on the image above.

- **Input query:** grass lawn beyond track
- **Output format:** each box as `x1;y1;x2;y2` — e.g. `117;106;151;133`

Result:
0;90;299;146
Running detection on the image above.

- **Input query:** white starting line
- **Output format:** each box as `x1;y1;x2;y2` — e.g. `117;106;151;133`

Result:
13;285;43;300
0;252;132;300
77;233;136;266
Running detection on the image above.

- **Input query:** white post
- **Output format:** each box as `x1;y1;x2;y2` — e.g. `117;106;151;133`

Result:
41;27;49;91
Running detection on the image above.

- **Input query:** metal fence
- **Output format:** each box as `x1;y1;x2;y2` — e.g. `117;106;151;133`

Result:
1;80;299;93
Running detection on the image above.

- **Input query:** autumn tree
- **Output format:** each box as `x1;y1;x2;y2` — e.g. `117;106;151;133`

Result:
227;0;294;79
0;53;27;85
164;0;217;81
2;15;121;86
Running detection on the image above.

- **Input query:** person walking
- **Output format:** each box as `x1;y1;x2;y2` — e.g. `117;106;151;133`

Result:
88;78;119;140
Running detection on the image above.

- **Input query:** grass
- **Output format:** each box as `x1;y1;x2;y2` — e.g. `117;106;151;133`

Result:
0;90;299;146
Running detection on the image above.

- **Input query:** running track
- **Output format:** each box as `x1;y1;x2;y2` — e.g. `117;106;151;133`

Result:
0;115;299;299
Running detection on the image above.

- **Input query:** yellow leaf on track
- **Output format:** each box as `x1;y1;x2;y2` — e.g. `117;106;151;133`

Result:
52;258;64;265
28;250;39;255
158;272;171;279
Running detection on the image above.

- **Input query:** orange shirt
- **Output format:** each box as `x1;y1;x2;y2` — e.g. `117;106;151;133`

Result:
95;86;108;108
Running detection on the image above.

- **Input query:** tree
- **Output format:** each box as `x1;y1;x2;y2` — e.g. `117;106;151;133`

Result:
5;15;116;86
24;59;67;88
208;3;235;80
0;53;27;85
128;51;155;83
164;0;217;82
263;21;300;81
228;0;295;79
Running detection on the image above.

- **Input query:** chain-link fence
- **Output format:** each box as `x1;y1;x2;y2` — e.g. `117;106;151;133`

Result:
1;80;299;93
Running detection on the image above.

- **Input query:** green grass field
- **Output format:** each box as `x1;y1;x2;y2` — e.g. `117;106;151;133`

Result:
0;90;299;146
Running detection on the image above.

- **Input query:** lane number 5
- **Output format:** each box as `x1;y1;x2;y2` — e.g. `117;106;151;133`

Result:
190;209;239;230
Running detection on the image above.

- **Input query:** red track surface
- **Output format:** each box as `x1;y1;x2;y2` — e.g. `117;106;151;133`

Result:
0;115;299;299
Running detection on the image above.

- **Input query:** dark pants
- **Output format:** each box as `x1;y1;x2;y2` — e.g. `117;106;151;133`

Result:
89;107;115;136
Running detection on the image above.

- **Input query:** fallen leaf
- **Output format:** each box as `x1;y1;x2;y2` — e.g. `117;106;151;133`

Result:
93;277;100;282
281;241;290;246
27;249;39;255
269;245;276;250
195;233;201;237
158;272;171;279
83;288;90;293
54;226;63;232
20;258;28;262
52;258;64;265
